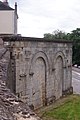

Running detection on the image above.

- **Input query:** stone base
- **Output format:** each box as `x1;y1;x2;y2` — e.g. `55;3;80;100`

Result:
62;87;73;96
46;96;56;105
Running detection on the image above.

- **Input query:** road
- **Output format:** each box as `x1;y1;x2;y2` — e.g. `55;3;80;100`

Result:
72;67;80;94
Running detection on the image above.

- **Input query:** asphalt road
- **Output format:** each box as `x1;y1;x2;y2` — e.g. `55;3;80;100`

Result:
72;67;80;94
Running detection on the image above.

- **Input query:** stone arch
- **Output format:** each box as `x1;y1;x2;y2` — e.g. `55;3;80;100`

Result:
30;51;49;73
54;51;65;99
54;51;65;67
29;51;49;109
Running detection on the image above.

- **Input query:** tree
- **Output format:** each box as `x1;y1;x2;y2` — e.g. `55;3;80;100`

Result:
44;29;67;40
44;33;53;39
69;28;80;66
44;28;80;66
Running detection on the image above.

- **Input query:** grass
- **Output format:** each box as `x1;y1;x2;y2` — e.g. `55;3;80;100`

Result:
36;94;80;120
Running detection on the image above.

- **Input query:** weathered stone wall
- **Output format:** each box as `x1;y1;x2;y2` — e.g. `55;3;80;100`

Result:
3;37;72;109
0;37;3;48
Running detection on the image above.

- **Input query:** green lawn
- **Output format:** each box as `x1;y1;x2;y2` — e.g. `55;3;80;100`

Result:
36;95;80;120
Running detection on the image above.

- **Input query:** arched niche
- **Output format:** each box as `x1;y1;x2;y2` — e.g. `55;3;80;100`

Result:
54;51;65;99
29;51;49;109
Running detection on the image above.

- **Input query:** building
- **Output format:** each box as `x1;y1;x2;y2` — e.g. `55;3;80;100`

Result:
0;0;18;35
3;36;73;109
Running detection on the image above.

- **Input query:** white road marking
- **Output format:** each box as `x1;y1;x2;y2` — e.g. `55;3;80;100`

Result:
72;78;80;82
72;71;80;75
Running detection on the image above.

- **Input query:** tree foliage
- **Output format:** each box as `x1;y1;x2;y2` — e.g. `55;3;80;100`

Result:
44;28;80;66
69;28;80;66
44;29;68;40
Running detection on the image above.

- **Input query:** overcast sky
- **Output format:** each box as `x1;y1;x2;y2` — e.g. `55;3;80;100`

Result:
6;0;80;37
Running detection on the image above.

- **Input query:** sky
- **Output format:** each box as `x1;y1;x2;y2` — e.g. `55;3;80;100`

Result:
2;0;80;37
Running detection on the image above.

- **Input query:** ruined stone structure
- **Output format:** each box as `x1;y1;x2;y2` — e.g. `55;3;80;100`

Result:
3;36;72;109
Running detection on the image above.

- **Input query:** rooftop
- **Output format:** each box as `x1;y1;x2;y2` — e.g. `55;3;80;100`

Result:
0;1;14;10
2;36;72;43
